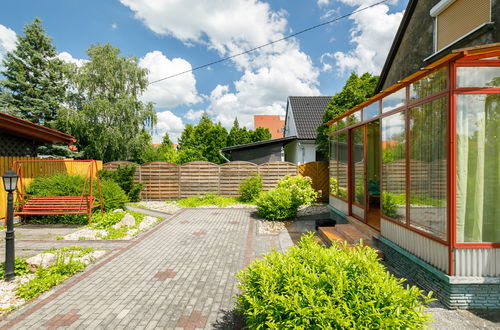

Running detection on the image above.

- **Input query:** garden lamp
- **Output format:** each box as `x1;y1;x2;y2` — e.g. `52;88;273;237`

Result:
2;169;19;281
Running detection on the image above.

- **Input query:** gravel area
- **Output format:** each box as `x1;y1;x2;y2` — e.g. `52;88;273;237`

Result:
258;220;290;235
297;204;329;217
0;274;35;312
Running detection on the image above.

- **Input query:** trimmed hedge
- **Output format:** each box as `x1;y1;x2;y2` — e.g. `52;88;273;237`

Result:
236;235;433;329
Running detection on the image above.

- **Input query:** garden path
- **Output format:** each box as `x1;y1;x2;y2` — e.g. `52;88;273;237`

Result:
0;208;292;329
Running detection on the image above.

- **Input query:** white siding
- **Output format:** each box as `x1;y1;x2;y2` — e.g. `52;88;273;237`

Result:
284;104;297;137
381;219;449;273
329;195;349;215
455;249;500;277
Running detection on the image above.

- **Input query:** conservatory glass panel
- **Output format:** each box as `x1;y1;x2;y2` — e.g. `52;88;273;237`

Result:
329;135;339;197
363;102;380;121
457;67;500;88
456;94;500;243
409;97;448;240
410;67;448;101
337;131;349;200
347;111;362;126
382;88;406;113
381;112;406;222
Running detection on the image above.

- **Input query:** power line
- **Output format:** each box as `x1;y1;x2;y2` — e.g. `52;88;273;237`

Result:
148;0;389;85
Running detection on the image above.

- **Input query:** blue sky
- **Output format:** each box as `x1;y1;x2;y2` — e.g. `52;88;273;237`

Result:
0;0;408;142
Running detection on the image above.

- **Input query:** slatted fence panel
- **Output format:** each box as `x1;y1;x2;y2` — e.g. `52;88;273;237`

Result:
180;161;220;198
219;161;259;197
258;161;297;191
140;162;179;201
298;161;329;201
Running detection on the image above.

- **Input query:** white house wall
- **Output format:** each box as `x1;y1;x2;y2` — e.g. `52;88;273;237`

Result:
284;140;298;164
284;103;298;137
454;249;500;277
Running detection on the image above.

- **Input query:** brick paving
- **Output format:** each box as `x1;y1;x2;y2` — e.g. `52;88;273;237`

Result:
0;208;290;329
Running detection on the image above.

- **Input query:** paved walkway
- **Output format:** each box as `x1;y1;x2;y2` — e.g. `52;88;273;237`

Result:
0;208;292;329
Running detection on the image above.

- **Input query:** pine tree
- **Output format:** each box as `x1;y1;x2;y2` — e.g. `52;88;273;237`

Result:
1;18;69;126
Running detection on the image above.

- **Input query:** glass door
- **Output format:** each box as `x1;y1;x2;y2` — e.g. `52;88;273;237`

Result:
366;120;381;229
351;126;365;220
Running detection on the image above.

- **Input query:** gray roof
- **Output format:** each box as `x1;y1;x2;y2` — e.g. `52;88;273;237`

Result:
287;96;331;140
221;136;296;152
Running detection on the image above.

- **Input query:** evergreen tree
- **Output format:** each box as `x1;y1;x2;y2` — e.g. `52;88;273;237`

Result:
1;18;69;125
251;127;272;142
228;118;252;146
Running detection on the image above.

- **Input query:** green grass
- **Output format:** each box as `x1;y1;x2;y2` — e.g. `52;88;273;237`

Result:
388;193;445;207
176;194;253;208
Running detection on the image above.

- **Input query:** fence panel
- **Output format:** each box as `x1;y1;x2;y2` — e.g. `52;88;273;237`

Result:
298;161;329;201
219;161;259;197
102;161;140;183
180;161;220;198
140;162;179;201
258;161;297;191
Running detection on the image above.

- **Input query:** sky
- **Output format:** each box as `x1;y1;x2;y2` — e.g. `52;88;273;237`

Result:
0;0;408;143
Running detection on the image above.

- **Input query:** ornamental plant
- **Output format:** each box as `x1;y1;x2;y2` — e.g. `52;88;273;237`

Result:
238;173;263;202
276;175;319;207
256;187;297;220
236;234;433;329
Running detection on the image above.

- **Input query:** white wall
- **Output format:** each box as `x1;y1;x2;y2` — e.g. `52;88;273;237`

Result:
284;140;317;165
284;104;297;137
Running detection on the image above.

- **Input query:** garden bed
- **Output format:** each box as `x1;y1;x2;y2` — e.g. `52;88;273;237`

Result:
0;246;105;316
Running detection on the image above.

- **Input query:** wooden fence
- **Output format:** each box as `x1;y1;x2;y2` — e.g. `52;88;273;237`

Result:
103;160;331;201
0;157;102;220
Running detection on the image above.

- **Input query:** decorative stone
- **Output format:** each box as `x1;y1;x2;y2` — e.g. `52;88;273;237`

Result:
26;253;56;271
112;213;135;229
138;216;157;231
112;209;124;213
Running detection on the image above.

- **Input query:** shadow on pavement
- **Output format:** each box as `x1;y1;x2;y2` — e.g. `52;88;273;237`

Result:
212;309;245;330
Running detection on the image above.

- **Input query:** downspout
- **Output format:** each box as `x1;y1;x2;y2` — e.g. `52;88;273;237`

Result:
219;149;230;163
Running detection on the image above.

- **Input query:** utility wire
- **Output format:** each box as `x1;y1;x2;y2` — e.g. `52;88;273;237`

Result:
148;0;389;85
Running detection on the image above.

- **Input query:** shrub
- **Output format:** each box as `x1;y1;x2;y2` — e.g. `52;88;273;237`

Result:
236;235;433;329
382;191;399;219
0;257;30;278
25;174;128;224
99;165;144;202
239;173;263;202
256;187;297;220
276;175;318;207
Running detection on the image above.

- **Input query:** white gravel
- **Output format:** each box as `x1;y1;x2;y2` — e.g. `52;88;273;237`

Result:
133;201;182;213
0;274;35;312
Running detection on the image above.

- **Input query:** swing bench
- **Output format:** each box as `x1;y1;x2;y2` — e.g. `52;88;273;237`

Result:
13;159;104;224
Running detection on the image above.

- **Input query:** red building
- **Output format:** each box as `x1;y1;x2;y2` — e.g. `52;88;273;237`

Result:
253;115;284;139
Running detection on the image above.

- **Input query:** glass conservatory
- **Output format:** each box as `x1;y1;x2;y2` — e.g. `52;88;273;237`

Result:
328;44;500;291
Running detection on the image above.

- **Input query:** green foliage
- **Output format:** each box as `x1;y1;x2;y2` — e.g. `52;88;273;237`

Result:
239;173;263;202
0;258;30;278
317;73;378;158
90;211;126;229
382;191;398;219
57;43;156;162
256;187;297;220
99;165;144;202
25;174;128;224
177;147;206;164
276;175;319;207
176;195;243;208
252;127;272;141
236;234;432;329
0;18;70;126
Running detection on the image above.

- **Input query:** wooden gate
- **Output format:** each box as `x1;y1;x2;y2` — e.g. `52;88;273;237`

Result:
298;161;329;202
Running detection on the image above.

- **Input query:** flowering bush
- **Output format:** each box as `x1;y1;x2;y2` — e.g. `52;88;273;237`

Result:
276;175;319;207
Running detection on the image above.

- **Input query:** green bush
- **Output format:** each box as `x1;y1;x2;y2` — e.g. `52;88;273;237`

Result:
237;235;432;329
382;191;399;219
276;175;319;207
25;174;128;224
256;187;297;220
99;165;144;202
239;173;263;202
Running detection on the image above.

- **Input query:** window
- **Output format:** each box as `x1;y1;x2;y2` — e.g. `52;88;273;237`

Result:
329;135;339;197
337;131;349;200
457;66;500;88
347;111;361;126
456;94;500;243
381;112;406;222
363;102;379;121
408;97;448;240
382;88;406;113
432;0;491;51
410;67;448;101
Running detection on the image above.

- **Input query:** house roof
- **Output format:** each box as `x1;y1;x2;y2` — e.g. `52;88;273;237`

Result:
287;96;331;140
374;0;418;93
0;112;76;147
221;136;297;152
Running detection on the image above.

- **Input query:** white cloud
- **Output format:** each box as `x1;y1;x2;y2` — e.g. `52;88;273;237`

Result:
184;109;205;121
334;1;403;75
120;0;322;129
138;50;201;108
57;51;88;67
317;0;331;6
320;53;335;72
111;23;118;29
154;110;185;143
0;24;17;64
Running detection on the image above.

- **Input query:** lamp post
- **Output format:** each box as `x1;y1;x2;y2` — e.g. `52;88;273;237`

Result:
2;169;19;281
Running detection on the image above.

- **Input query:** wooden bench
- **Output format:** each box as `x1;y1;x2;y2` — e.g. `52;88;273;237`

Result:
15;196;98;215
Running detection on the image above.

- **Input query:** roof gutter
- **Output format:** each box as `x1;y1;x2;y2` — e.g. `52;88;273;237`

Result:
219;149;230;163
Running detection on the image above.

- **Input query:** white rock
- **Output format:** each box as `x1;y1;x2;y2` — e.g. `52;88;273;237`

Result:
63;228;107;240
112;213;135;229
26;253;56;271
112;209;124;213
76;250;106;265
138;216;157;231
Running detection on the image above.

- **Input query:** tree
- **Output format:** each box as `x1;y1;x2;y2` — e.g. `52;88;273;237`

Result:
227;118;252;146
177;124;194;150
251;127;272;142
1;18;69;126
316;72;378;158
57;43;156;162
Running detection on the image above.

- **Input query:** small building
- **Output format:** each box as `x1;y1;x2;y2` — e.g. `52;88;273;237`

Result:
220;136;296;165
0;112;76;156
328;0;500;309
284;96;331;164
254;115;285;139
